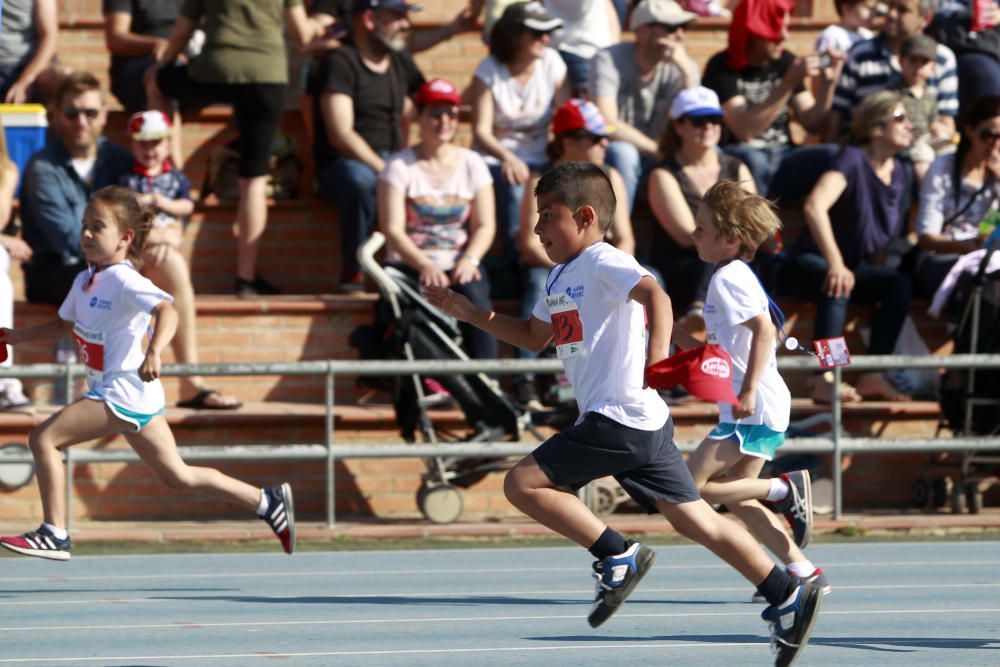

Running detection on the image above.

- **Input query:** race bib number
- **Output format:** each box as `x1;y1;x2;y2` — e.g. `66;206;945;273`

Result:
545;293;584;359
72;323;105;384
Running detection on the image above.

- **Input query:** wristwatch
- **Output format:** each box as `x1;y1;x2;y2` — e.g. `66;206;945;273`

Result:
461;254;480;267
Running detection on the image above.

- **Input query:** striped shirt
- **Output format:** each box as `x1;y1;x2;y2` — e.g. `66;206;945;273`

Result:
832;35;959;121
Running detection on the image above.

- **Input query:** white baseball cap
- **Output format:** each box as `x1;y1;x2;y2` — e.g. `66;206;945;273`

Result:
669;86;724;120
630;0;698;31
129;110;172;141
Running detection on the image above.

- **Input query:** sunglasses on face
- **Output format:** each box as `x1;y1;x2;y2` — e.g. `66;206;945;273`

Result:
650;22;684;33
685;115;723;128
528;28;553;39
568;131;604;145
427;106;459;119
978;127;1000;143
887;110;908;124
63;107;100;120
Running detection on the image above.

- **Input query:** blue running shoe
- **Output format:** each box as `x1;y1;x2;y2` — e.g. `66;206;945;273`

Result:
761;580;823;667
587;542;655;628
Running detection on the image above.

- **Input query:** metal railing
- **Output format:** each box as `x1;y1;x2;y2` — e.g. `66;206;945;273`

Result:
0;354;997;527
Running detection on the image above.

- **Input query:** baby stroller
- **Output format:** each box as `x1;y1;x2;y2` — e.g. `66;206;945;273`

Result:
917;239;1000;513
352;232;537;523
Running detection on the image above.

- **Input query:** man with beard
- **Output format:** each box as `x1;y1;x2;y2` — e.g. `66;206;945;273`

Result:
20;71;134;305
829;0;958;142
310;0;426;293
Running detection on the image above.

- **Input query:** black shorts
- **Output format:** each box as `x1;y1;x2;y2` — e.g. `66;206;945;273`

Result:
532;412;700;513
156;65;286;178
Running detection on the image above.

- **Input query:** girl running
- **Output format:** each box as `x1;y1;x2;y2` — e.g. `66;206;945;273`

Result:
0;186;294;560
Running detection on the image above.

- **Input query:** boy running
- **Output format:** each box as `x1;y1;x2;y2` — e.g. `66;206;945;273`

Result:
676;180;829;601
425;162;822;665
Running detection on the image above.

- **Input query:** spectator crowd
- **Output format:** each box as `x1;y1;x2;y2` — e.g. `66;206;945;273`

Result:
0;0;998;412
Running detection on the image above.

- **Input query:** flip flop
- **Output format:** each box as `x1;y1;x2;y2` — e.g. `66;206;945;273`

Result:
177;389;243;410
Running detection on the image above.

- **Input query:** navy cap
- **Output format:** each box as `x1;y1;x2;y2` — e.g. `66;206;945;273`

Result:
353;0;423;13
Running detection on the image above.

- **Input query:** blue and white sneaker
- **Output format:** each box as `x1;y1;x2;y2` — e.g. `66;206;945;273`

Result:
752;567;832;602
587;542;656;627
0;525;71;561
761;580;823;667
774;470;813;548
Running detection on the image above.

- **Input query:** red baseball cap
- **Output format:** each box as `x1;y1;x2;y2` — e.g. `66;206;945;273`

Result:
552;98;614;137
645;344;740;406
414;78;462;107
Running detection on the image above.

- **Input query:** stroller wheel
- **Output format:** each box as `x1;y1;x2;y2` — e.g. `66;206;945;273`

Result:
912;477;931;510
583;479;620;517
418;484;464;524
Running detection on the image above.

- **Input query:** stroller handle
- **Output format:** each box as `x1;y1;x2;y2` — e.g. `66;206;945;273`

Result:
358;231;400;297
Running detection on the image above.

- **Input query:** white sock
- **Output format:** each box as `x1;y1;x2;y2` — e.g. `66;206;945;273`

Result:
43;522;68;540
256;489;268;517
787;561;816;578
767;477;790;502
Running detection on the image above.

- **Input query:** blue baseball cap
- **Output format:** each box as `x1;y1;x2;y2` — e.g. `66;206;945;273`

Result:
353;0;423;13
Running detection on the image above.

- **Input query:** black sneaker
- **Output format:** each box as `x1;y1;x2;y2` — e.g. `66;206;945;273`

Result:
0;525;71;561
761;580;823;667
774;470;813;548
752;567;831;603
261;483;295;554
587;542;655;628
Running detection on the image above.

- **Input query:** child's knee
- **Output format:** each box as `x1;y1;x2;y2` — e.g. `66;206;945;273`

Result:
503;467;528;504
155;465;193;491
28;429;58;455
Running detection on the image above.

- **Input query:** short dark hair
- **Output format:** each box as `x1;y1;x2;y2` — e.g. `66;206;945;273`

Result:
834;0;873;15
488;20;524;64
534;161;616;232
55;71;102;110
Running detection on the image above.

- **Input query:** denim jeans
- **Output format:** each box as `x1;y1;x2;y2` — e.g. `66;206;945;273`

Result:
317;153;388;278
723;143;838;201
558;50;591;95
779;252;913;355
605;141;659;214
487;162;526;264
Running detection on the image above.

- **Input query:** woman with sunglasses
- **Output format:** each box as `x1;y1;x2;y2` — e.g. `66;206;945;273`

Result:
511;98;634;408
646;86;756;330
914;95;1000;300
780;90;915;403
470;2;568;281
378;78;498;362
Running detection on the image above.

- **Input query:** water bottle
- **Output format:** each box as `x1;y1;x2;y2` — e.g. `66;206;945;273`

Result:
972;0;996;33
52;339;78;405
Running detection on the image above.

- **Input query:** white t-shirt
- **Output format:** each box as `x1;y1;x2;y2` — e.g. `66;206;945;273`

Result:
58;262;173;414
379;147;493;271
474;48;567;167
531;242;668;430
703;261;790;432
547;0;615;60
814;24;873;54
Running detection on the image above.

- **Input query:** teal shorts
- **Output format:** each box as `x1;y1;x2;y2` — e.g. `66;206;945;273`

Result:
707;423;785;461
87;393;164;432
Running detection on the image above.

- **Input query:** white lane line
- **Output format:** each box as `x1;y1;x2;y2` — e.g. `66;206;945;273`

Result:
0;559;997;583
2;607;1000;633
2;580;1000;609
5;632;1000;665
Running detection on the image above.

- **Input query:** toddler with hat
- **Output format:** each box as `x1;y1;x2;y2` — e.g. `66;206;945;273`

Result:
121;110;193;232
892;34;952;180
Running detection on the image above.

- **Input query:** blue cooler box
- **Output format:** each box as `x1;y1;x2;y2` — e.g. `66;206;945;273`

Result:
0;103;48;196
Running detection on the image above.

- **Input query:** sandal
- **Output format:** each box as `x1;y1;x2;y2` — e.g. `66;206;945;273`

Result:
809;372;861;405
177;389;243;410
855;373;912;402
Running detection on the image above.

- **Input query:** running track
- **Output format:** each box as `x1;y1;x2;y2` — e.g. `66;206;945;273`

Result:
0;540;998;665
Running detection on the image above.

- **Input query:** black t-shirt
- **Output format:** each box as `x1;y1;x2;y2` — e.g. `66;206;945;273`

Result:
103;0;181;75
310;40;424;168
702;49;805;149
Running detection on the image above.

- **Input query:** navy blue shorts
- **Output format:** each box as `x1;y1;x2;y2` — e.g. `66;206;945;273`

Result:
532;412;701;513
